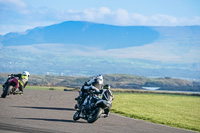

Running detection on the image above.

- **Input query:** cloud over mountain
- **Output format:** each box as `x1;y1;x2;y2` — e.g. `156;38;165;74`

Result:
1;0;200;35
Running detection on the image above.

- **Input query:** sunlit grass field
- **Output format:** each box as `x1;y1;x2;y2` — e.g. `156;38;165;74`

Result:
24;86;200;132
111;93;200;132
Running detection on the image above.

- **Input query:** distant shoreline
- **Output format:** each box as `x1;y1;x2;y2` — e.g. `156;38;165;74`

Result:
112;88;200;96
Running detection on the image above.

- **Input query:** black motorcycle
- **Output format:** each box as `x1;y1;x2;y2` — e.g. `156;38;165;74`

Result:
73;89;112;123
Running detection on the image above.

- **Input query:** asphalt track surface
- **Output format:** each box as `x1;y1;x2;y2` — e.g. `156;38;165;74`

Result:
0;89;197;133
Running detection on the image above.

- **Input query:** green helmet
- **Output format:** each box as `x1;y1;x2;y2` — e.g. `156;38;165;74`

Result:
103;84;110;89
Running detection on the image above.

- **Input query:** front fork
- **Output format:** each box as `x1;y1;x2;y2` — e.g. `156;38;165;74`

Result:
4;85;16;94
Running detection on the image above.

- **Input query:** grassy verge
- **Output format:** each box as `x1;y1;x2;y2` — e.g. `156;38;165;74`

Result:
111;88;200;96
111;93;200;132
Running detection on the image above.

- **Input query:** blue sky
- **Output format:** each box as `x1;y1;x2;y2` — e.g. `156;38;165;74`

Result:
0;0;200;35
24;0;200;17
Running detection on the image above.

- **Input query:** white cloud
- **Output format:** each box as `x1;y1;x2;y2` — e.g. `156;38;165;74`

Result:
39;7;200;27
0;0;27;7
179;16;200;26
130;14;147;25
61;7;112;22
0;0;28;14
57;7;200;27
99;7;111;14
0;4;200;35
114;8;130;25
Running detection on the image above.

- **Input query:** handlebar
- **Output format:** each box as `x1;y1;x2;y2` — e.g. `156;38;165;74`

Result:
8;74;15;78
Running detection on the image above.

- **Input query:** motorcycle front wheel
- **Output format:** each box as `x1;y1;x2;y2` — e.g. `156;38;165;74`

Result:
73;111;80;121
87;107;102;123
1;85;12;98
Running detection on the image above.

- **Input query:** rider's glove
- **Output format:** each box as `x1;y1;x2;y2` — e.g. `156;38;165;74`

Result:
84;82;88;86
99;90;103;94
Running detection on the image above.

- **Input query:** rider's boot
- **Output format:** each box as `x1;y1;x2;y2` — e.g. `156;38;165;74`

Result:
103;109;110;117
18;91;23;95
18;88;23;95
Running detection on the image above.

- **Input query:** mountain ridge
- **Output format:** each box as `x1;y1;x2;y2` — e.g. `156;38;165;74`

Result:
1;21;159;49
1;21;199;50
0;21;200;79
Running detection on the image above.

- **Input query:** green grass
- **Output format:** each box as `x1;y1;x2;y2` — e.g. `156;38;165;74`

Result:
111;93;200;132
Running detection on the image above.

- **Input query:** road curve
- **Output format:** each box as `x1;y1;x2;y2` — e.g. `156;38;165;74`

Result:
0;89;197;133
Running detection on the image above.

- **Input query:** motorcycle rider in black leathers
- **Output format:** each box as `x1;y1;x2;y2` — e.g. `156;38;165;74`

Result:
2;71;30;94
80;84;113;117
75;74;104;109
101;84;114;117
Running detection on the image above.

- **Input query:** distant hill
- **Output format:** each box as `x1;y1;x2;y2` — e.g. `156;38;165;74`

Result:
1;21;199;50
0;73;199;92
0;21;200;79
1;21;159;49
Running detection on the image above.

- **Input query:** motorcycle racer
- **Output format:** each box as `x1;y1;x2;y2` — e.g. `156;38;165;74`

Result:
82;84;114;117
73;84;114;122
101;84;114;117
75;74;104;109
2;71;30;94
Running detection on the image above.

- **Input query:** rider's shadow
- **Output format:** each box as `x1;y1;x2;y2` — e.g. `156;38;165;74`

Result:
12;106;86;123
14;117;86;123
11;106;75;111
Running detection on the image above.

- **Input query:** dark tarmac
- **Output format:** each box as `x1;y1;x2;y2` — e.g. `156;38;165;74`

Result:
0;89;197;133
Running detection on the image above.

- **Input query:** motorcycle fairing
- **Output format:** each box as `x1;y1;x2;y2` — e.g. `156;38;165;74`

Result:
8;77;19;88
95;99;111;109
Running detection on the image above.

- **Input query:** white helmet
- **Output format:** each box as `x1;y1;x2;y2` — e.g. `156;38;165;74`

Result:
22;71;30;77
96;74;103;84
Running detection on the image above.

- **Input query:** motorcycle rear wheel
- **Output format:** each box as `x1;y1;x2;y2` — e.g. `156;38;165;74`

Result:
1;85;12;98
87;107;102;123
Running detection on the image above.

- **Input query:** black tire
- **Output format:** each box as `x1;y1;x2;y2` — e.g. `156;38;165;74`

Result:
87;107;102;123
1;85;12;98
73;111;80;121
74;104;78;109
